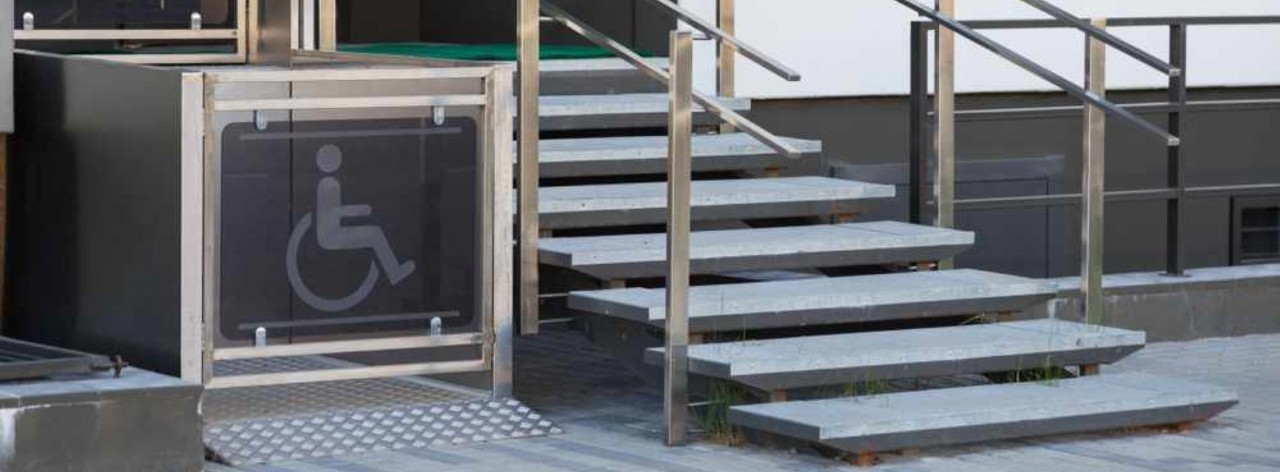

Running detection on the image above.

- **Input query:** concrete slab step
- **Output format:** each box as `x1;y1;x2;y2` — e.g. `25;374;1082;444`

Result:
539;176;895;229
543;221;971;279
729;372;1237;454
532;93;750;131
644;319;1144;391
569;269;1053;332
535;134;822;178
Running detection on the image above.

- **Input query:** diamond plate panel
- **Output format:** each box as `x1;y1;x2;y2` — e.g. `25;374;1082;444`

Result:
204;357;560;466
206;398;560;465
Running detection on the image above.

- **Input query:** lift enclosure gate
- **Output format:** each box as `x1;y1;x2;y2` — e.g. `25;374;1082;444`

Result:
7;52;514;393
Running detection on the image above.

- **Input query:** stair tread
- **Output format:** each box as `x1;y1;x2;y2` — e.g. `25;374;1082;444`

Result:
539;177;894;229
535;93;750;117
568;269;1054;332
644;319;1144;390
535;134;822;177
542;222;971;279
728;372;1237;451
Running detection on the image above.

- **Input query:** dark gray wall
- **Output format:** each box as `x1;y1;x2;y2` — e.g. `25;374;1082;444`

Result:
7;52;184;375
747;88;1280;278
340;0;674;53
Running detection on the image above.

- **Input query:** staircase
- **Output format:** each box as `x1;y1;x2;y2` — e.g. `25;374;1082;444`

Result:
524;58;1237;461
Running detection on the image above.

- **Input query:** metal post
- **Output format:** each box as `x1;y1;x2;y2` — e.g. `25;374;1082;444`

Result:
1082;18;1108;325
518;0;542;335
319;0;336;51
716;0;735;99
664;30;693;447
933;0;956;269
909;21;929;225
1165;24;1188;276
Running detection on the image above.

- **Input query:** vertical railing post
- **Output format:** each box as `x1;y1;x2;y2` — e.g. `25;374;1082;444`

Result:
933;0;956;269
909;21;929;225
1165;23;1188;276
664;30;694;447
318;0;336;51
1082;18;1108;325
518;0;542;335
716;0;736;98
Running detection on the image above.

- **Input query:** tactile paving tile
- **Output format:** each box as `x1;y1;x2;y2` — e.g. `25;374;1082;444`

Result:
206;397;560;465
204;356;560;465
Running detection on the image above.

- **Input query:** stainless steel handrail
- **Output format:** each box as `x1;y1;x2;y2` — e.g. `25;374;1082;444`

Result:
637;0;801;81
540;0;803;158
1017;0;1179;77
893;0;1179;147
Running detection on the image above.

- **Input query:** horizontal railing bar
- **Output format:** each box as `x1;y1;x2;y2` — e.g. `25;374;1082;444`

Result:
917;16;1280;29
292;49;496;68
1185;183;1280;198
637;0;801;81
541;1;801;158
1018;0;1177;77
213;333;485;361
949;98;1280;119
15;29;238;41
957;189;1175;209
80;53;244;65
236;311;460;331
955;184;1280;210
893;0;1178;147
206;360;488;389
212;95;486;111
209;67;493;83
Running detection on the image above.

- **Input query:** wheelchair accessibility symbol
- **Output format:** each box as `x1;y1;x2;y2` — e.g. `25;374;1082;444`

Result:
286;144;417;312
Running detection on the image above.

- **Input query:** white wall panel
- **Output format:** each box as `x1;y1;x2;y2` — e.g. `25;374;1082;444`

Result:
680;0;1280;98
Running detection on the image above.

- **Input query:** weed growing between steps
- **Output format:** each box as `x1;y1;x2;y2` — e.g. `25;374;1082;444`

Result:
694;380;748;446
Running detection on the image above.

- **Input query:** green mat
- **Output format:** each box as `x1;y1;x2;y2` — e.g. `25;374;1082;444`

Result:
339;42;649;61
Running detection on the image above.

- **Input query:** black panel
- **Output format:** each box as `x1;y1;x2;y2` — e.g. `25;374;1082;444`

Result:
7;52;184;375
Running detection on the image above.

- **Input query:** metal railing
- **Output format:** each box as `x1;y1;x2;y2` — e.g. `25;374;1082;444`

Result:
904;3;1280;325
14;0;248;64
517;0;800;444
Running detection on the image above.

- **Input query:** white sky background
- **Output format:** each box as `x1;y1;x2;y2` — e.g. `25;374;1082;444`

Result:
678;0;1280;98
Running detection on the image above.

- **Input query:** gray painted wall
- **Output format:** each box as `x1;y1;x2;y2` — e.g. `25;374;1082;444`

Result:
746;88;1280;278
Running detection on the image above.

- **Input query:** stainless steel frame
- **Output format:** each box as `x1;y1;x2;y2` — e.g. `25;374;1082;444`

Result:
933;0;955;269
664;30;693;447
1081;18;1107;325
14;0;249;65
182;64;514;394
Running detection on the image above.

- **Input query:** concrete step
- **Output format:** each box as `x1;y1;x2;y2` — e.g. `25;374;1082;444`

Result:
533;57;668;95
536;134;822;178
569;269;1053;333
729;372;1237;455
543;221;971;280
644;320;1144;391
539;176;894;230
532;93;751;131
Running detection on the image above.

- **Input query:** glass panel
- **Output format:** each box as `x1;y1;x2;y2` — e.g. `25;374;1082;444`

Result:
218;114;483;344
